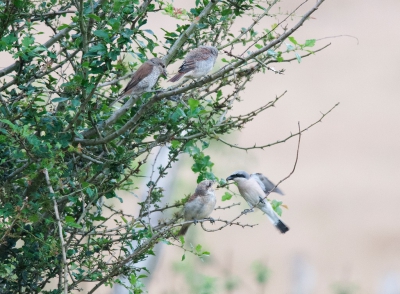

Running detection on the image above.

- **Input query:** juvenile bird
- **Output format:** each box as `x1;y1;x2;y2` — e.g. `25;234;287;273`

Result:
169;45;218;82
226;171;289;234
178;180;216;236
112;58;167;105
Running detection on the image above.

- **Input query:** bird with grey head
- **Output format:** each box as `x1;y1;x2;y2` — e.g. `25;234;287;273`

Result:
226;170;289;233
169;45;218;83
178;180;216;236
111;57;167;105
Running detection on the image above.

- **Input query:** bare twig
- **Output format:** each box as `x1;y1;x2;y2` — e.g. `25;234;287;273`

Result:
214;102;339;151
43;168;68;294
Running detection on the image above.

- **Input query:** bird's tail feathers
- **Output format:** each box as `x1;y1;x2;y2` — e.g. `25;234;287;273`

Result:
275;220;289;233
260;203;289;234
177;223;191;236
169;72;185;82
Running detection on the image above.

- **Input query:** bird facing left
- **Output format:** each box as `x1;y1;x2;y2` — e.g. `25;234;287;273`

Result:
226;170;289;234
178;180;216;236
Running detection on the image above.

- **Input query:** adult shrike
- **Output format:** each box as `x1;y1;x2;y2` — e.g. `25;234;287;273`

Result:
226;171;289;233
178;180;216;236
169;46;218;82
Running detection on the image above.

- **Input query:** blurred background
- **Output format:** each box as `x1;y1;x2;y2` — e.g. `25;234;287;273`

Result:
14;0;397;292
116;0;399;293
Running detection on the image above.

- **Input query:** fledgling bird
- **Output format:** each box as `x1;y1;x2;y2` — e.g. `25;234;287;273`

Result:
169;45;218;83
112;58;167;105
226;170;289;234
178;180;216;236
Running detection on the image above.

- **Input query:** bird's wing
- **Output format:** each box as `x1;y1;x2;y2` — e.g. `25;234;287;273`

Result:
178;47;213;73
121;62;153;95
250;173;284;195
187;192;198;202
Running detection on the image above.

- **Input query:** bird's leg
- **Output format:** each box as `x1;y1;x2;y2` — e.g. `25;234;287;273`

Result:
149;89;164;94
242;208;254;214
165;93;183;102
193;218;198;225
258;196;265;204
208;217;215;224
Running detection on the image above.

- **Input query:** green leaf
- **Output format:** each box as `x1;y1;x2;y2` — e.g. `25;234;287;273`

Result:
86;187;94;197
179;235;185;245
221;192;232;201
65;216;82;228
22;36;34;47
221;8;232;16
94;29;109;40
1;34;17;46
51;97;69;103
170;140;180;149
143;29;154;35
255;44;262;49
0;119;17;131
170;107;186;121
57;24;70;30
130;274;136;285
271;200;283;216
304;39;316;47
121;216;128;223
195;244;202;253
181;254;185;261
288;36;298;45
188;98;199;111
87;14;101;21
65;216;75;223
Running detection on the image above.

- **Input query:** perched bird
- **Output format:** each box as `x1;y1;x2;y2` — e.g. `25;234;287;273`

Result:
169;45;218;82
226;170;289;234
112;58;167;105
178;180;216;236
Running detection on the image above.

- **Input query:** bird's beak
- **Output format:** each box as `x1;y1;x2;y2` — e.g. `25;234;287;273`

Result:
226;175;234;181
162;68;168;78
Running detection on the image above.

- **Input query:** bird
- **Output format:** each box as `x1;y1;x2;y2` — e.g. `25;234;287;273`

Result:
112;58;167;105
178;179;216;236
226;170;289;234
168;45;218;83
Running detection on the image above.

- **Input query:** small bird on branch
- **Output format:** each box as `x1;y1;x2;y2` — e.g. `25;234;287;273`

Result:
226;170;289;234
112;58;167;105
178;180;216;236
169;45;218;83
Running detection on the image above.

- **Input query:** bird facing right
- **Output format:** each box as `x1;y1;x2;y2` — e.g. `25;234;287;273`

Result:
178;180;216;236
169;45;218;83
226;170;289;234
